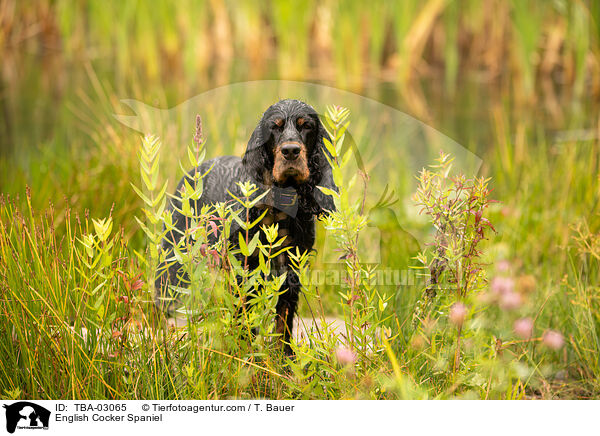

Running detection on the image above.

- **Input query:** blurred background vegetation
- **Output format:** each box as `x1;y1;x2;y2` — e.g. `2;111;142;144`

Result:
1;0;599;398
2;0;598;207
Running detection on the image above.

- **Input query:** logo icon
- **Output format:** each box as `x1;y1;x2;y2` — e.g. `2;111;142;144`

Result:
3;402;50;434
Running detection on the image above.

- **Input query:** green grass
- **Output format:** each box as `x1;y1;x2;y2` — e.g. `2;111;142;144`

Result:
1;99;598;399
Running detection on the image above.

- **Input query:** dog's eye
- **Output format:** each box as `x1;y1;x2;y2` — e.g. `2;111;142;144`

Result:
297;118;311;129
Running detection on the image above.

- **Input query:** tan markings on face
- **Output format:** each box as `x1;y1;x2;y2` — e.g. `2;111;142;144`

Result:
272;143;310;183
274;118;284;127
296;117;305;127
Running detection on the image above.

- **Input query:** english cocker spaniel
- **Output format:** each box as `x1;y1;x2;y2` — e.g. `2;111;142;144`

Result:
155;99;337;353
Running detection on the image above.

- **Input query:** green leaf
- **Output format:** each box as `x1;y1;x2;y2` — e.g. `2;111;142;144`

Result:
134;216;155;239
258;251;268;275
153;181;169;208
238;232;249;256
317;186;339;199
323;137;336;158
230;210;247;230
227;190;246;206
249;208;269;229
247;232;261;256
141;169;154;191
248;189;271;208
187;146;198;167
130;183;151;206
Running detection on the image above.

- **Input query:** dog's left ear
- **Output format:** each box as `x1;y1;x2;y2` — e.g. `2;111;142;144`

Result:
242;119;271;184
313;121;338;214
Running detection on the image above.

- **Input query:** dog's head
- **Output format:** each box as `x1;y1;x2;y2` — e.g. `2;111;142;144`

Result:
242;99;336;213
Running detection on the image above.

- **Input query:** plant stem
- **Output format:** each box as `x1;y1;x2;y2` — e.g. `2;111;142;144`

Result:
453;323;463;376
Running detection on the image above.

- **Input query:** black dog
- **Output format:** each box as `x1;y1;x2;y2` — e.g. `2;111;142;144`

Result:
155;99;337;352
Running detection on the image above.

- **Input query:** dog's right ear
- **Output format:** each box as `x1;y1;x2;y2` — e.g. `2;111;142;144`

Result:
313;121;338;215
242;120;271;184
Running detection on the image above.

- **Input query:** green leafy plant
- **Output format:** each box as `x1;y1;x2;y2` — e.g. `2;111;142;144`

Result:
413;151;496;374
318;105;393;366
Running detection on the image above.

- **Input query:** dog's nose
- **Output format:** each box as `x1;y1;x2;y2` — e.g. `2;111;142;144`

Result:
281;143;301;161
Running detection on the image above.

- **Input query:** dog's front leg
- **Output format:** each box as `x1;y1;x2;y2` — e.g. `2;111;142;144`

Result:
275;271;300;356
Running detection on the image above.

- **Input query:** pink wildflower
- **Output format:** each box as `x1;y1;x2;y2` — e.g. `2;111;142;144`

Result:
513;317;533;339
500;291;522;310
449;302;468;326
543;330;565;350
496;260;511;273
335;347;357;365
491;276;515;295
